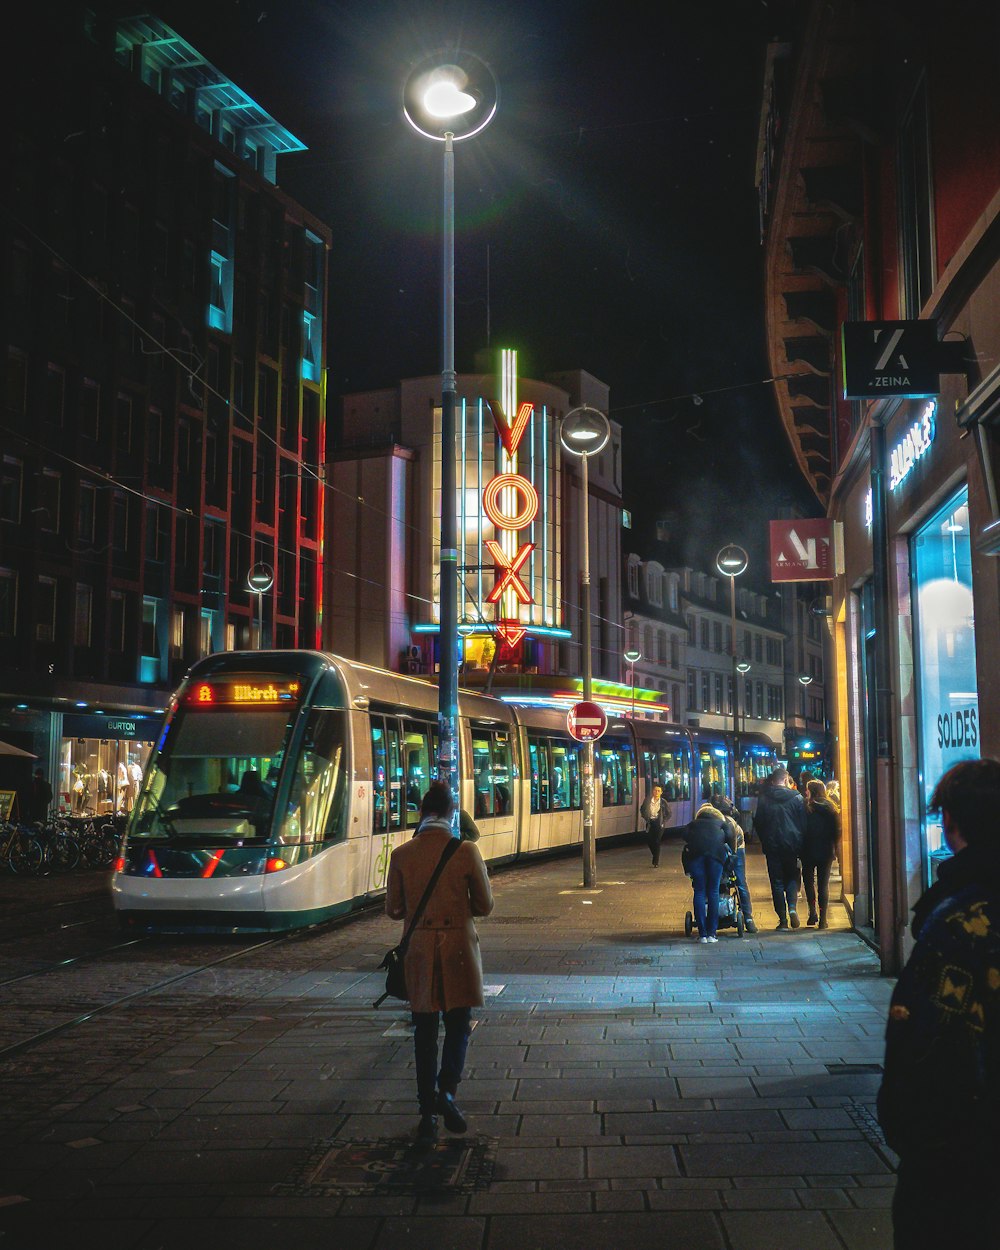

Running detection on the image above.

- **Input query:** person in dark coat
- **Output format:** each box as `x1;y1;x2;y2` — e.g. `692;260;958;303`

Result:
29;769;53;823
752;766;807;929
802;779;839;928
639;783;671;867
877;759;1000;1249
386;780;494;1146
683;803;736;941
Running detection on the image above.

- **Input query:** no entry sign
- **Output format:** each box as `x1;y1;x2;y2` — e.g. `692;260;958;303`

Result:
567;701;608;742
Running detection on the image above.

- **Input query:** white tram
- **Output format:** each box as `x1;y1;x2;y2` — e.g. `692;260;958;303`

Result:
112;651;776;932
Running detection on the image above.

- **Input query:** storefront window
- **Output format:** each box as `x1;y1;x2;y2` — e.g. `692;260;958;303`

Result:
912;488;979;878
60;734;154;817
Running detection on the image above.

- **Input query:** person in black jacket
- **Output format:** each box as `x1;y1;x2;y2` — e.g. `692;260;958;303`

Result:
802;779;840;928
877;759;1000;1249
752;766;807;929
683;803;736;942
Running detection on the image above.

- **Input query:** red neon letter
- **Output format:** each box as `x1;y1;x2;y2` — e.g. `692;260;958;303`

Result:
485;540;534;605
487;400;534;459
482;474;539;531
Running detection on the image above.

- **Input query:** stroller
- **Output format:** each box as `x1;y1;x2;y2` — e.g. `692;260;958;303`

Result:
684;849;747;938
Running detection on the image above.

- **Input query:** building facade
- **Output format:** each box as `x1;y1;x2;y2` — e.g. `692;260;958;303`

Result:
329;355;626;691
758;0;1000;970
2;13;329;816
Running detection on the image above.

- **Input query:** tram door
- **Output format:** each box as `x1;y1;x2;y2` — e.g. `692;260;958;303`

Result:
368;716;405;891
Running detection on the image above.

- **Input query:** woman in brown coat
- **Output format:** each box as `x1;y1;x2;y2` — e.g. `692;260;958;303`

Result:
385;780;494;1144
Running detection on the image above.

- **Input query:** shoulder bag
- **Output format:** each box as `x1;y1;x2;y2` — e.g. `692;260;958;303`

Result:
374;837;460;1008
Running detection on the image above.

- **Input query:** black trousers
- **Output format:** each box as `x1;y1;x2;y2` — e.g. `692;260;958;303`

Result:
764;848;800;919
893;1160;992;1249
413;1006;472;1114
646;822;664;865
800;855;833;913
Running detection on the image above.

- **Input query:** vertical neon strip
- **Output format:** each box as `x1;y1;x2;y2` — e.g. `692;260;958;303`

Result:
528;403;536;623
460;396;467;609
543;404;549;624
500;349;517;622
477;398;484;611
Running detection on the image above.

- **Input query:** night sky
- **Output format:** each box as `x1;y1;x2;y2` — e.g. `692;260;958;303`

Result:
95;0;820;574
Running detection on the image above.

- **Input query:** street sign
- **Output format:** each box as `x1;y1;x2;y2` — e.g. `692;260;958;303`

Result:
769;518;841;582
567;701;608;742
841;320;940;399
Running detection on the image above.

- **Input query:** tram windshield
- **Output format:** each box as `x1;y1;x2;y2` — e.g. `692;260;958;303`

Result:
131;673;301;842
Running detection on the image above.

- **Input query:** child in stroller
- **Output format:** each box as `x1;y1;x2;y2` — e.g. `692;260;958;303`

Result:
684;847;747;938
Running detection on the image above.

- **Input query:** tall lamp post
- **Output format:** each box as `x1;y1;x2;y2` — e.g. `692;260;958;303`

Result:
403;53;498;819
624;648;641;719
247;563;274;650
560;405;611;889
716;544;748;795
736;660;751;734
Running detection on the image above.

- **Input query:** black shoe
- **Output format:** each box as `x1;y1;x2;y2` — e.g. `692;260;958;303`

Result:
807;911;818;926
745;919;757;934
436;1091;467;1134
789;910;801;929
415;1113;438;1146
775;918;789;930
818;916;830;930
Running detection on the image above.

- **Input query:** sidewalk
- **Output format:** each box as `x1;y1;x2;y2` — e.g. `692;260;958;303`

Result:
0;840;896;1250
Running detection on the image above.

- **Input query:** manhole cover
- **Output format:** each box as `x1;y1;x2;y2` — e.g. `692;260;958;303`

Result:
275;1135;497;1195
617;956;656;966
826;1063;883;1075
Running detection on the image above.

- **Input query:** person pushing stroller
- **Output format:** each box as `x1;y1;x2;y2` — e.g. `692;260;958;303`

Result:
682;802;737;942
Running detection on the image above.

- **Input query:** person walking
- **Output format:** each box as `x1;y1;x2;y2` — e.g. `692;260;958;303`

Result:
752;766;807;929
877;759;1000;1249
802;779;839;928
682;802;736;942
714;793;757;934
639;782;671;867
29;768;53;823
385;780;494;1146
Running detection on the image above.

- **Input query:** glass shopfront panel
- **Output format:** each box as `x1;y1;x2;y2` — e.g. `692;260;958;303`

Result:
59;714;160;817
912;488;979;880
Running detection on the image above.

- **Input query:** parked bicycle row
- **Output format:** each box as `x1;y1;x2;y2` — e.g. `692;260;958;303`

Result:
0;815;122;876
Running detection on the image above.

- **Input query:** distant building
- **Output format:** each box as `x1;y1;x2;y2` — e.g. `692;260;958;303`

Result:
329;354;626;688
1;13;329;815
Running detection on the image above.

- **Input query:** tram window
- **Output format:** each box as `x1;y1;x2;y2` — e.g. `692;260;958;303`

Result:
528;737;551;813
598;742;634;806
371;719;405;833
550;740;581;809
472;732;493;818
402;720;436;827
652;746;689;803
131;708;292;841
372;721;389;833
278;710;348;845
698;747;730;801
491;731;512;815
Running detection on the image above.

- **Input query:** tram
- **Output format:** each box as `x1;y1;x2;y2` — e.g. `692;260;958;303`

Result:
112;650;777;932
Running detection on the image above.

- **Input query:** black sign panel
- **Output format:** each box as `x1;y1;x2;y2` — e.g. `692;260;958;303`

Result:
841;320;941;399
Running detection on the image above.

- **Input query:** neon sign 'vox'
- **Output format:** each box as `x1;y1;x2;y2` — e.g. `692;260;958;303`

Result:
484;399;539;648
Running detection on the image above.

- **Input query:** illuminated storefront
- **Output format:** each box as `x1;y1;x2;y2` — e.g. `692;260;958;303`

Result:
911;489;979;879
59;713;161;817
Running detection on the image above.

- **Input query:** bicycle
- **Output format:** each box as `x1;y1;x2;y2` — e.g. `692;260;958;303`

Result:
37;819;81;873
0;821;44;875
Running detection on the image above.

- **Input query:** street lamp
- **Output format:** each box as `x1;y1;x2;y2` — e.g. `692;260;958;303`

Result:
403;52;498;821
561;404;611;888
247;563;274;649
624;648;641;720
716;544;748;793
736;660;751;733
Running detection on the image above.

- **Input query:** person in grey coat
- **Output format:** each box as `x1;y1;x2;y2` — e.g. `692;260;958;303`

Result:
639;783;671;867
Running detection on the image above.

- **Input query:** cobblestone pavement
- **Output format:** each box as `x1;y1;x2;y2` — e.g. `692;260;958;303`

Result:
0;840;896;1249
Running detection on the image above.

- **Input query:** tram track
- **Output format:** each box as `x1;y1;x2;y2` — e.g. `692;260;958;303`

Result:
0;894;390;1064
